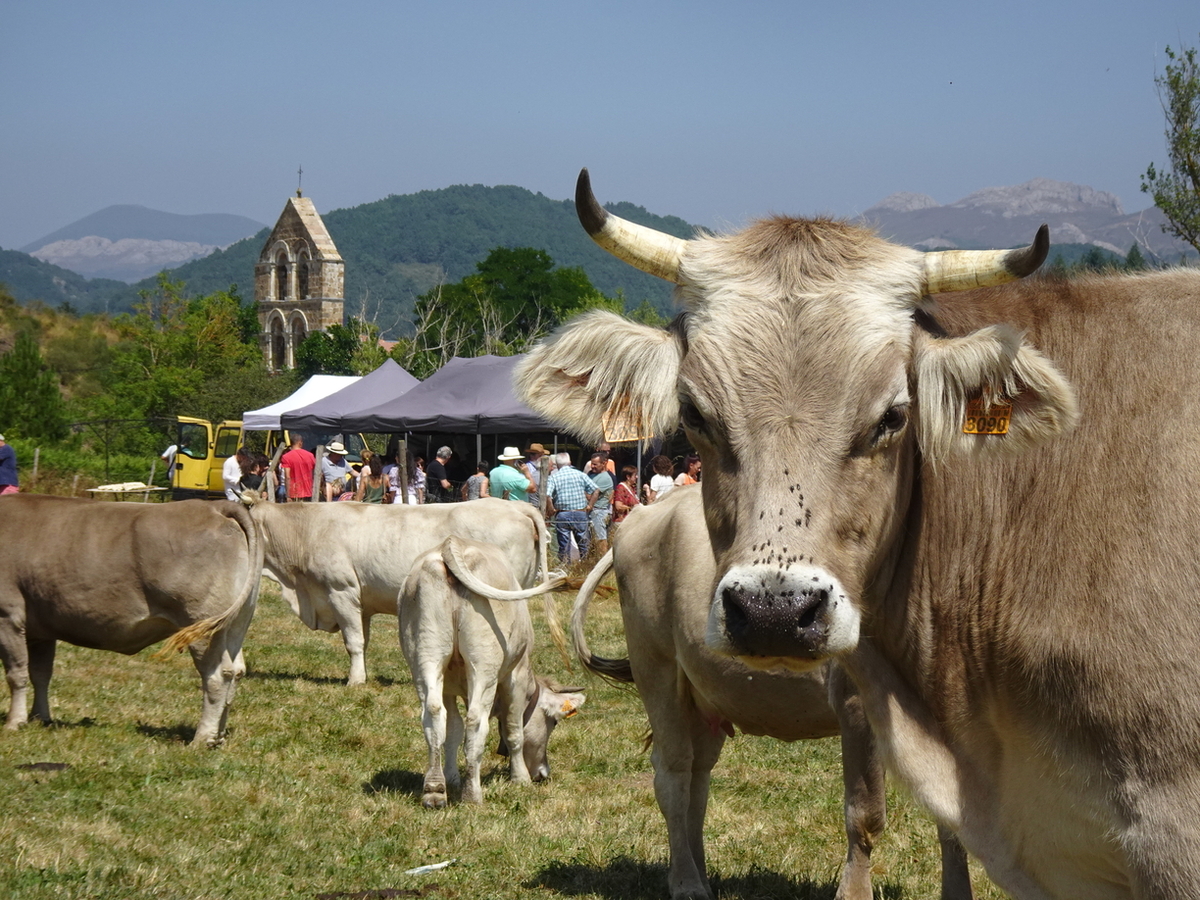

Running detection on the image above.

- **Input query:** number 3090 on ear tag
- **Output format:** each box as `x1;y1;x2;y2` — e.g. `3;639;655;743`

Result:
963;398;1012;435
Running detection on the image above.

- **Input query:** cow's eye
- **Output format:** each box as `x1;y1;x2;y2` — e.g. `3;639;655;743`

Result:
874;404;909;442
679;397;707;434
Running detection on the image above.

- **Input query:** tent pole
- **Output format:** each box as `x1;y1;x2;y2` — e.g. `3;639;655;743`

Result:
476;433;482;468
637;442;643;500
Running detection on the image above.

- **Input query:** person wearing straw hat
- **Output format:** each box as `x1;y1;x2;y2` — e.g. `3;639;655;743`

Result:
523;442;547;507
321;441;351;502
489;447;533;503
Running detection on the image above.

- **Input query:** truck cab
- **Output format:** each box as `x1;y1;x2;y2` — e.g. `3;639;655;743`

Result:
173;417;244;500
171;417;370;500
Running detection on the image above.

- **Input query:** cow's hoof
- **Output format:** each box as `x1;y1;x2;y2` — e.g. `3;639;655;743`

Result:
421;791;448;809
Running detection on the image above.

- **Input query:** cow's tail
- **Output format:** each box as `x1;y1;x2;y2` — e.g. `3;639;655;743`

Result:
442;534;571;669
156;502;263;656
572;549;634;684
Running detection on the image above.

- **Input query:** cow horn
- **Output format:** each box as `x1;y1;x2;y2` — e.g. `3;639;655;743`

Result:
576;168;687;284
922;224;1050;295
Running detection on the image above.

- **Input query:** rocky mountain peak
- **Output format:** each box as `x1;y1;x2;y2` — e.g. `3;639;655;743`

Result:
865;192;941;214
949;178;1125;218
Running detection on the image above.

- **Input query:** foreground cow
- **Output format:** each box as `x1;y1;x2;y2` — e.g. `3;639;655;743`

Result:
516;169;1200;897
0;495;262;747
400;535;583;807
574;486;971;900
248;497;564;684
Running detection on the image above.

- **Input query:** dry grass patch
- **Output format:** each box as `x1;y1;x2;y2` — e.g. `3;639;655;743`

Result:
0;577;1008;899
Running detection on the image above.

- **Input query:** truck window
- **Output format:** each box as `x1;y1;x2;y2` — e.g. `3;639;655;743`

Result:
214;427;241;459
179;423;210;460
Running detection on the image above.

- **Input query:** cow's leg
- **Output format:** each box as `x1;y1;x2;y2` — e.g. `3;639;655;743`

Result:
639;660;723;900
0;606;30;730
327;586;368;686
189;638;232;748
937;824;974;900
460;665;501;804
187;592;255;749
831;666;886;900
412;661;451;808
442;687;464;799
27;639;56;725
498;669;530;784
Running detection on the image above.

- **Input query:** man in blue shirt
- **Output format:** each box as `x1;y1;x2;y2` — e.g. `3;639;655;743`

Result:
546;451;598;561
0;434;18;495
490;447;533;502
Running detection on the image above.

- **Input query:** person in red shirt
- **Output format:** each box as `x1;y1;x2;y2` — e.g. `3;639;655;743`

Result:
280;435;316;502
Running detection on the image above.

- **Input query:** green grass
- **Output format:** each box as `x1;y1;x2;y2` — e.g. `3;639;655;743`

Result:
0;582;1008;899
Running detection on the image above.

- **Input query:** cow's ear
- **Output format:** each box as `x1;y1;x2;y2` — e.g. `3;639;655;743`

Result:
548;691;585;721
516;310;682;445
914;325;1078;462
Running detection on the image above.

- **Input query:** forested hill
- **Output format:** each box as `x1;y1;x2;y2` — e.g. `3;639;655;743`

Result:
153;184;697;334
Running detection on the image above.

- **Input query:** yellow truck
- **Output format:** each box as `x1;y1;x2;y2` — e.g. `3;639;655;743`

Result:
171;416;368;500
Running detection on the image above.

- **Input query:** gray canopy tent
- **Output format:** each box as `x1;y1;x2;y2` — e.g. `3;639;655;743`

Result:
333;355;553;435
280;358;420;432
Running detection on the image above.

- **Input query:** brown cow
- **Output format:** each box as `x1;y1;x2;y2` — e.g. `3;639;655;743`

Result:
0;495;262;747
573;485;971;900
516;169;1200;897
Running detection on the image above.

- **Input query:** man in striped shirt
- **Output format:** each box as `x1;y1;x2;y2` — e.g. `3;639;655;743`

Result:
545;451;598;561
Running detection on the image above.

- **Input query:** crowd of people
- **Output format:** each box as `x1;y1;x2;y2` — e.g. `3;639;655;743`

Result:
223;434;702;564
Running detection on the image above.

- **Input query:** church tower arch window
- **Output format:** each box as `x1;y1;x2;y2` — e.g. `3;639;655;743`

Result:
287;311;309;369
297;250;311;300
267;313;287;371
274;250;290;301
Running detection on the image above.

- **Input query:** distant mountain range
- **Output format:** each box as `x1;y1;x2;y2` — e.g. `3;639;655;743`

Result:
1;179;1192;327
20;205;266;282
858;178;1189;262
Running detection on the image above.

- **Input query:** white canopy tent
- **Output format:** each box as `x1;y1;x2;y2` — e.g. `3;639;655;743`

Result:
241;374;360;430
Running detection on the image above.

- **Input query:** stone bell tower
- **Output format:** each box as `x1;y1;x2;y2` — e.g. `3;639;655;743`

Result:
254;193;345;370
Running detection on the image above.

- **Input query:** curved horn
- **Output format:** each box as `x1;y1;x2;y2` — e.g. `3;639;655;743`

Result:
576;168;687;284
922;224;1050;295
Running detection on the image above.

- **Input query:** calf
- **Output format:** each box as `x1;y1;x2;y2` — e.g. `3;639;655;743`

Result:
400;535;583;807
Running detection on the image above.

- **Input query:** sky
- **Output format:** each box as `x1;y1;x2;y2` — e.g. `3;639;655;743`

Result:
3;0;1200;252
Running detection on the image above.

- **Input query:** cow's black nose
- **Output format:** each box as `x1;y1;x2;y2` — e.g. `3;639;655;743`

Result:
721;581;829;658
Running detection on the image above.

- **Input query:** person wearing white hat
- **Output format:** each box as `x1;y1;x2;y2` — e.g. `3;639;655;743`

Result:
489;446;533;502
322;441;350;502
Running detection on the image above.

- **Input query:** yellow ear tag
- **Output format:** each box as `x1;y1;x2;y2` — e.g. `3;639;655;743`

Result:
963;398;1012;435
561;701;578;718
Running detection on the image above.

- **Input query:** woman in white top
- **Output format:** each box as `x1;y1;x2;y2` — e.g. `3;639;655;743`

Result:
645;454;676;504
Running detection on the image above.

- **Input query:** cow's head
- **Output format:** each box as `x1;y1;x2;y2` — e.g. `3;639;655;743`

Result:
517;170;1077;671
498;677;585;782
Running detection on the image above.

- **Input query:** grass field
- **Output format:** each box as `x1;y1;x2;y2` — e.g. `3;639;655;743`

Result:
0;580;1007;900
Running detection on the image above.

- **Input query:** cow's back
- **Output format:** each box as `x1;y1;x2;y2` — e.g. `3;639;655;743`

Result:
255;499;543;619
1;496;253;654
616;487;838;739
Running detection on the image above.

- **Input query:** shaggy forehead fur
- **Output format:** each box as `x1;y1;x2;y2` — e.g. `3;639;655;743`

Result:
678;216;924;348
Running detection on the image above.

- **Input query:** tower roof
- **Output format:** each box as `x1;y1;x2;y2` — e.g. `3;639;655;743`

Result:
258;195;342;262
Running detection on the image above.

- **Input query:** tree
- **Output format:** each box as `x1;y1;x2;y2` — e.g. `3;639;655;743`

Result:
1142;38;1200;254
0;329;69;441
72;276;265;453
293;318;387;378
1125;243;1149;271
393;247;620;378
